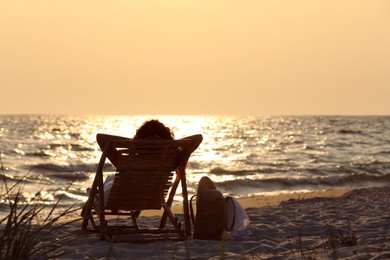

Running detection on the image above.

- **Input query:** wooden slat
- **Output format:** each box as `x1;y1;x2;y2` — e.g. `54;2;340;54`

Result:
104;140;186;212
110;139;192;148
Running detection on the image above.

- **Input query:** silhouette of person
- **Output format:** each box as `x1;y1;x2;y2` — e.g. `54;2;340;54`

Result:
97;119;202;166
96;119;202;204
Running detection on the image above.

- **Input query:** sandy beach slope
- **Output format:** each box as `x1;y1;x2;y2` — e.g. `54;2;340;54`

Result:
42;187;390;259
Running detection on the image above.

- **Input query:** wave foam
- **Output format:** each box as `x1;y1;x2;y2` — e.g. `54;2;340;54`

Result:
216;173;390;190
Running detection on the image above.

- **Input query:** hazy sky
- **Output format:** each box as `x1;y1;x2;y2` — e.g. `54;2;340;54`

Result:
1;1;389;115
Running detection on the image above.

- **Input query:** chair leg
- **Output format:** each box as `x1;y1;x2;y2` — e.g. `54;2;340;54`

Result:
159;177;180;229
180;174;192;236
162;202;183;235
81;158;103;230
81;200;94;230
98;213;107;239
130;211;140;229
94;202;107;239
97;171;107;239
90;215;96;229
81;216;89;230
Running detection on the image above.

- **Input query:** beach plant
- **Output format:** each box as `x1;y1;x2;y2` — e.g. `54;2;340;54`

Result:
319;225;357;250
278;195;361;259
0;177;80;259
309;201;359;260
0;151;80;259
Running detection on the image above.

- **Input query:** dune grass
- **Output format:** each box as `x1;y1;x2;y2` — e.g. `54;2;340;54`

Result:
0;150;80;259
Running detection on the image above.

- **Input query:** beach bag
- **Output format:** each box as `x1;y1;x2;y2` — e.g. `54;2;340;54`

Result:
190;176;227;240
225;196;251;238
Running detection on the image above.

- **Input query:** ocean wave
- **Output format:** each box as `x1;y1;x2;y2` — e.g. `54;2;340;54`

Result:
375;150;390;155
26;151;52;157
0;173;36;185
0;173;19;183
46;171;89;180
24;145;93;157
209;159;390;177
337;129;365;135
30;163;106;173
303;145;317;151
350;161;390;175
215;173;390;190
209;167;278;175
352;160;390;167
13;148;25;155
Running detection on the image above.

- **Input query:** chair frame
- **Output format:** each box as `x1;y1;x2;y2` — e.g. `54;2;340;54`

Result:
81;137;198;240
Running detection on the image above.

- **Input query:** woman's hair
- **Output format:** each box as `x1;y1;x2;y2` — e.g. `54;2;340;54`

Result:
133;120;174;140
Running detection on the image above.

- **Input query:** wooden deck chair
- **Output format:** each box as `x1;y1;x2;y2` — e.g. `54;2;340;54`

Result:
81;136;202;241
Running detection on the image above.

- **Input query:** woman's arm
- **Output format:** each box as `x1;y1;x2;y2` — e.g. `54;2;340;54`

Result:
181;134;203;154
96;133;132;167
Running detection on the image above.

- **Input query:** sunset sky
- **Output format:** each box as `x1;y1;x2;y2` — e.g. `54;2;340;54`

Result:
1;1;389;116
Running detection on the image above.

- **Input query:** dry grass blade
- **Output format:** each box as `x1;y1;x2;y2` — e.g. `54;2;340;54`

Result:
0;150;80;259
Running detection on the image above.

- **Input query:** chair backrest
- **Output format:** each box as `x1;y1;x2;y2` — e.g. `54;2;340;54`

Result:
105;139;193;211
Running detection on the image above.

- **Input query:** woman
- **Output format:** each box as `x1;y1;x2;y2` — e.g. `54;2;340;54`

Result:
97;119;202;204
97;119;202;166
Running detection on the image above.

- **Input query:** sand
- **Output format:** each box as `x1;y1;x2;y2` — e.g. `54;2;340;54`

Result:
40;187;390;259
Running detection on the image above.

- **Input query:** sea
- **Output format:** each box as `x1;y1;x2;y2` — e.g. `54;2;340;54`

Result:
1;115;390;214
